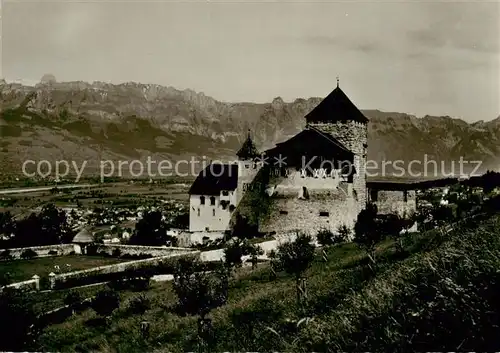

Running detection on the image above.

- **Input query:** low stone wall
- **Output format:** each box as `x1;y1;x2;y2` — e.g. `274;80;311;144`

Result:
0;244;75;261
96;244;197;257
51;250;200;289
177;231;225;247
1;277;39;292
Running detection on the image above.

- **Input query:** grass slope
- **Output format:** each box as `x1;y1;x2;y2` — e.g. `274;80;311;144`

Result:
35;213;500;352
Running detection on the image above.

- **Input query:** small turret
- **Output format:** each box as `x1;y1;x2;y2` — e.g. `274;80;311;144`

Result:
236;130;260;161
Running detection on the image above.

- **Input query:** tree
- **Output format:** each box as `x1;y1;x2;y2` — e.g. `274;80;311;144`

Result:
354;203;383;271
0;211;15;237
172;257;226;351
130;211;176;246
275;233;316;306
172;258;226;318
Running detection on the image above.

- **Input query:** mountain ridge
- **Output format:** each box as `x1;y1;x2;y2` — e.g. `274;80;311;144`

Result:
1;79;499;178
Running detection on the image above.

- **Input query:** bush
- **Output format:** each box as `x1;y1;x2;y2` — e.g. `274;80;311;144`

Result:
127;294;151;315
63;291;82;309
316;229;334;247
20;249;38;260
336;224;351;242
111;248;121;257
91;289;120;318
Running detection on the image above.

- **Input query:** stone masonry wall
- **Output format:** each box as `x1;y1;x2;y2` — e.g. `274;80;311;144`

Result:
96;244;197;257
0;244;75;261
374;190;417;216
260;196;358;237
309;121;368;213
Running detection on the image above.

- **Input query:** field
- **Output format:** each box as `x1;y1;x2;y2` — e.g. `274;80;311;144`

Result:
31;212;500;352
0;255;131;283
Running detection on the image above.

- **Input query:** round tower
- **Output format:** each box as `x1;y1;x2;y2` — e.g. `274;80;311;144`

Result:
305;80;368;208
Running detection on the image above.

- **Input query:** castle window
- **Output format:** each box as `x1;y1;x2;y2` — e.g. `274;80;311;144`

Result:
279;210;288;215
222;190;229;196
197;208;200;217
319;211;329;217
403;190;408;203
213;209;216;217
210;196;216;205
200;196;205;205
370;189;378;202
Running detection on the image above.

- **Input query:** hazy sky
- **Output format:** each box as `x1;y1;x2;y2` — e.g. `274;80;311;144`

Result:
1;0;499;122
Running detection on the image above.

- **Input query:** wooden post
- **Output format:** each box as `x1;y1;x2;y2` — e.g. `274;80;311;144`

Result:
269;261;277;280
197;317;212;353
321;249;328;262
297;276;308;305
32;274;40;291
48;272;56;290
140;320;150;338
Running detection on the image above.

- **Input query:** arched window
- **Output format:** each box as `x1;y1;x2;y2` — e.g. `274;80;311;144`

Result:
200;196;205;205
212;209;216;217
210;196;216;206
197;208;200;217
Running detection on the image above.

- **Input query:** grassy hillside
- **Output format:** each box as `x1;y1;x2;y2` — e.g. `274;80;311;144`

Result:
33;211;500;352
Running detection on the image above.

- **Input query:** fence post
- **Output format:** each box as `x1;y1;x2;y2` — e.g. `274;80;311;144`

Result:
48;272;56;290
140;320;150;339
321;249;328;262
32;274;40;291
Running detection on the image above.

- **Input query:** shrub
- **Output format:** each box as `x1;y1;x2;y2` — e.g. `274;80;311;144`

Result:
63;291;82;312
0;250;11;261
0;289;37;351
316;229;334;247
127;294;151;315
336;224;351;242
20;249;38;260
111;248;121;257
91;289;120;318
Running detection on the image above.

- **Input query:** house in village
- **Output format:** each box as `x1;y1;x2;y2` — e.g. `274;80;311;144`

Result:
185;81;417;243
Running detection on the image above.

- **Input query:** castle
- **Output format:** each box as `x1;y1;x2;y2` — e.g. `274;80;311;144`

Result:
185;82;417;243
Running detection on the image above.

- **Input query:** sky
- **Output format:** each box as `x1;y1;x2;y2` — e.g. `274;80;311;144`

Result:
1;0;499;122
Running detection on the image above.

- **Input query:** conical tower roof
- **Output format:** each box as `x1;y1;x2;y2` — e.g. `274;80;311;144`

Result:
72;227;93;243
236;130;260;160
305;85;368;124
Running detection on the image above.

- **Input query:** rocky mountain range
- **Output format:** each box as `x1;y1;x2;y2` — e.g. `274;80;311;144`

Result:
1;78;499;179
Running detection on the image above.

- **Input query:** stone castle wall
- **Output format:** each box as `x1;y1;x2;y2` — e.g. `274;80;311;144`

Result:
309;120;368;213
260;195;358;236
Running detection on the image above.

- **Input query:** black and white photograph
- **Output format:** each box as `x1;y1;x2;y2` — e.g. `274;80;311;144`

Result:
0;0;499;351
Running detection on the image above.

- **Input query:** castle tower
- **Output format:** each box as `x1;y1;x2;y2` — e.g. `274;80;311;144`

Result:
304;80;368;209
